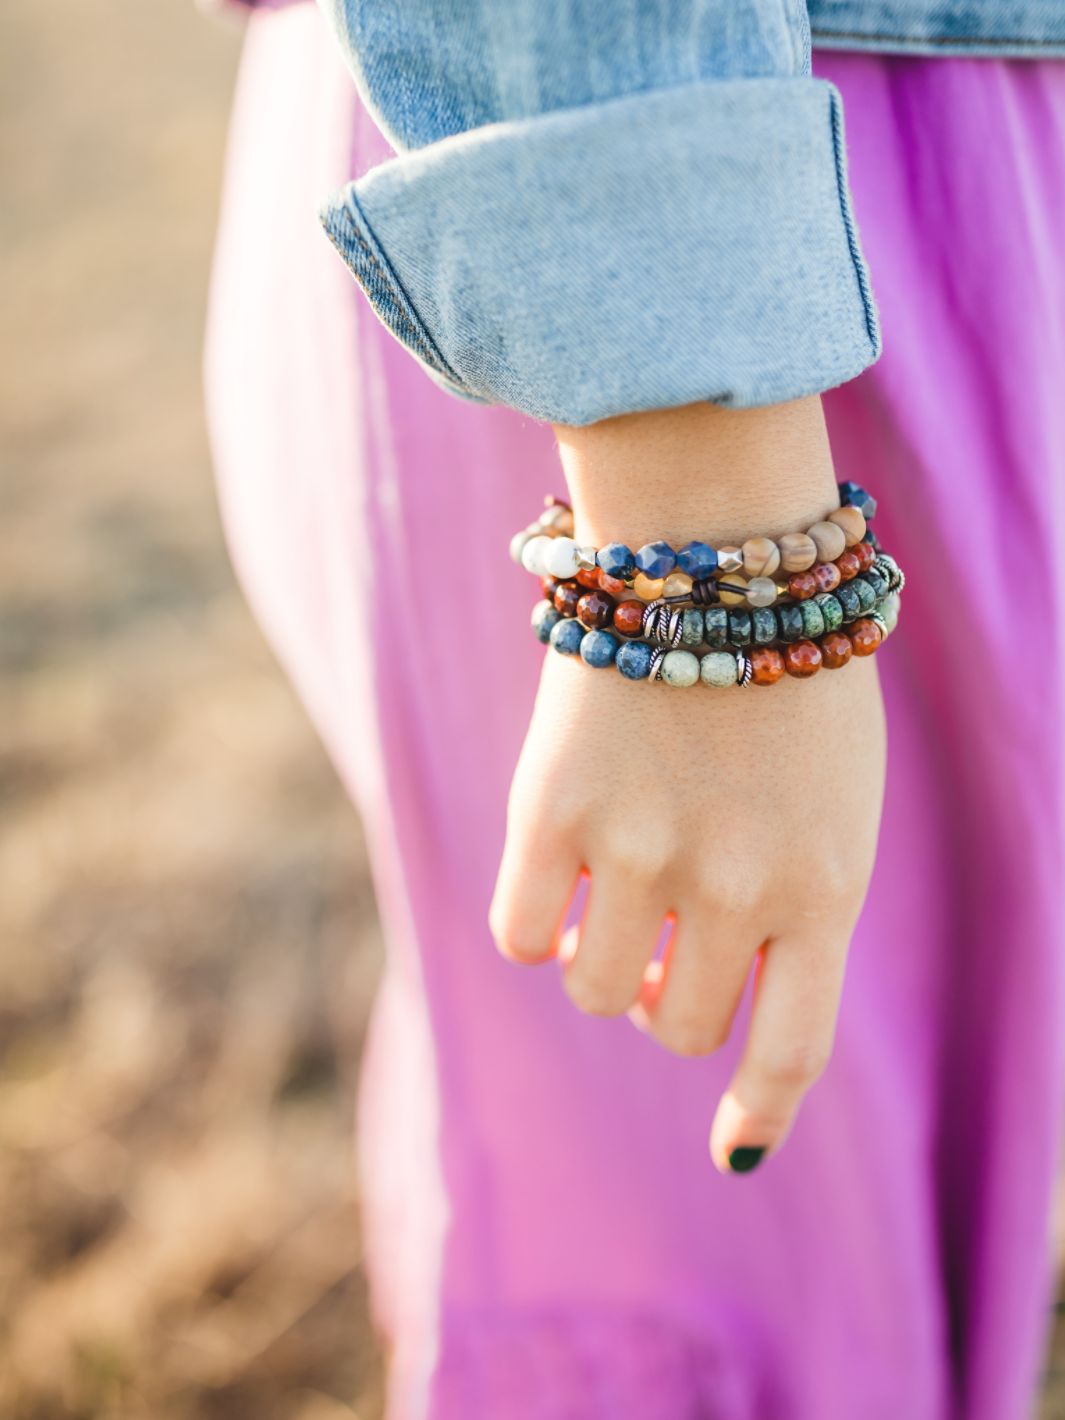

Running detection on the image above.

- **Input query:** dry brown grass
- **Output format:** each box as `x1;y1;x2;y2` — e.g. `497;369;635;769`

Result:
3;1;1065;1416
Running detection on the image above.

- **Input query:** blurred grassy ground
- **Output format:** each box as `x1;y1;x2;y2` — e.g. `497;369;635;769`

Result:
0;1;384;1415
3;1;1065;1417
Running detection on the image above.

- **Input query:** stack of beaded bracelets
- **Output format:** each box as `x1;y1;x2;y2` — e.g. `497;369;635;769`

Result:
510;482;904;688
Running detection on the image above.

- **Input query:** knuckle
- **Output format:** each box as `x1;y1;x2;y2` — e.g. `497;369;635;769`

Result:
696;869;763;918
655;1013;730;1059
563;963;633;1017
755;1041;831;1089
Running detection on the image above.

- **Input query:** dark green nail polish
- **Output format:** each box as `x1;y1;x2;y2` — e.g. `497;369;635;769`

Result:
727;1146;766;1174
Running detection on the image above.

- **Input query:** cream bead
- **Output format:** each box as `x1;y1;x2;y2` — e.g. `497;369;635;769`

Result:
808;520;847;563
741;536;780;578
661;649;700;687
828;504;867;546
717;574;748;607
521;534;554;577
778;532;818;573
700;651;739;688
633;573;665;601
745;576;778;608
544;537;582;579
662;571;693;599
717;546;744;575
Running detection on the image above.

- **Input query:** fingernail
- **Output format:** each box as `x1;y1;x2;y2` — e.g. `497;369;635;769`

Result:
727;1146;767;1174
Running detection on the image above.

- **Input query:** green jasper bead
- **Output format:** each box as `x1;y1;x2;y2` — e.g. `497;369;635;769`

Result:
814;592;843;632
752;606;777;645
701;651;739;687
727;609;752;647
835;583;862;622
853;576;877;614
777;604;805;643
681;608;705;646
661;649;701;687
704;606;729;649
799;600;825;639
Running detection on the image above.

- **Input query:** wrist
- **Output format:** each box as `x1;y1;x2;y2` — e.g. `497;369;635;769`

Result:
553;396;838;547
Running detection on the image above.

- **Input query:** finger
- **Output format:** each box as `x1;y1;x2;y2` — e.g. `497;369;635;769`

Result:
561;870;667;1016
630;907;758;1057
489;827;582;965
709;931;849;1175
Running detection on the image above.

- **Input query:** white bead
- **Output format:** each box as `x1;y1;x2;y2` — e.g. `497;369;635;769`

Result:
544;537;581;579
510;529;533;565
521;534;553;577
700;651;739;688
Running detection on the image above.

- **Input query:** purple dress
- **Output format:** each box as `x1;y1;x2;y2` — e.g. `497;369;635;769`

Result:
205;7;1065;1416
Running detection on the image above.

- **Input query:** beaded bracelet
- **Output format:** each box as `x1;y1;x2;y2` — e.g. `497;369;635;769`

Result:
533;591;901;687
510;482;879;611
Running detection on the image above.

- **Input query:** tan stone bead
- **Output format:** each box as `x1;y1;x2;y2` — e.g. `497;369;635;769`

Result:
741;536;781;579
717;546;744;575
540;501;575;533
745;576;778;608
827;504;867;546
662;571;693;599
778;532;818;573
808;520;847;563
717;574;749;607
633;573;665;602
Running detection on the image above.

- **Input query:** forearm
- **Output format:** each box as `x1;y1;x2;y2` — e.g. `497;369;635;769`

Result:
554;396;838;549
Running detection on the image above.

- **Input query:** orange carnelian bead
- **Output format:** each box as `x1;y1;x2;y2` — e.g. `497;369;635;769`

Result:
813;561;842;593
787;571;818;601
820;631;853;669
749;647;786;685
598;571;628;598
835;550;861;581
854;541;877;572
576;566;601;589
577;590;615;629
613;599;645;636
849;618;883;656
553;580;581;618
783;639;823;678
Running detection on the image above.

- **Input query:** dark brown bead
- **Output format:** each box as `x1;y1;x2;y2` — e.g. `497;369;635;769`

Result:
854;541;877;573
613;599;645;636
576;566;601;589
787;571;818;601
598;571;628;598
577;589;615;629
540;576;560;600
783;639;823;678
813;561;842;593
749;647;786;686
835;550;861;581
553;580;581;618
849;618;883;657
820;630;853;669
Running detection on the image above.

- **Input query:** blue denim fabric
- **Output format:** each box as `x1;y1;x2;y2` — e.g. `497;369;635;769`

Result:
809;1;1065;54
313;0;1065;423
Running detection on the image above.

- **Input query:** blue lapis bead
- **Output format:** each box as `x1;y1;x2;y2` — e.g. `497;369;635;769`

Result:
550;617;586;655
837;481;878;521
634;541;676;579
616;641;653;680
676;540;718;580
580;629;619;669
531;600;561;644
597;542;636;580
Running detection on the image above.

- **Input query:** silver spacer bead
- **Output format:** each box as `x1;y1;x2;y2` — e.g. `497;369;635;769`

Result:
735;652;753;687
576;545;598;571
647;647;665;682
641;601;683;647
869;611;890;639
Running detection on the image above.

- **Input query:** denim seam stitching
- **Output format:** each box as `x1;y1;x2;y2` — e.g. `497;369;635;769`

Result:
812;26;1065;47
322;195;467;387
826;86;880;359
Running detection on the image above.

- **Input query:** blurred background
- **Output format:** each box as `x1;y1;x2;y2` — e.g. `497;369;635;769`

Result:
2;2;1065;1418
1;1;384;1416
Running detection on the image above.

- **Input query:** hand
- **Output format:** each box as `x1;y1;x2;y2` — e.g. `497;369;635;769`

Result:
488;397;888;1172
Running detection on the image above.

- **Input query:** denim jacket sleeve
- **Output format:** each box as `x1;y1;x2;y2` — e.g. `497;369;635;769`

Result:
315;1;881;425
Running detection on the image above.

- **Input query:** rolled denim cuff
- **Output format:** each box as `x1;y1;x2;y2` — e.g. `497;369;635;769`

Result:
320;76;881;425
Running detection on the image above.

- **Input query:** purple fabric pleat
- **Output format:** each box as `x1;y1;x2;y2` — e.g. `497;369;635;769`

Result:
205;9;1065;1416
